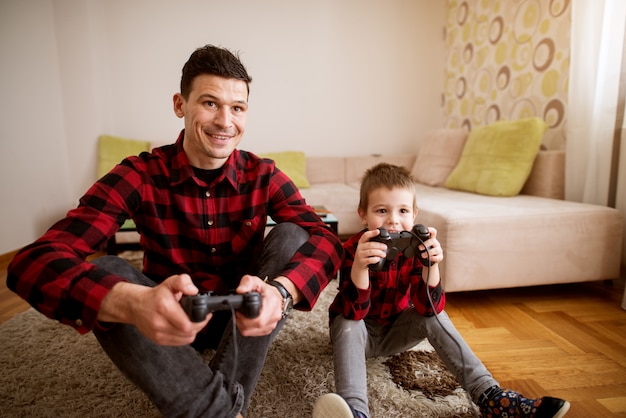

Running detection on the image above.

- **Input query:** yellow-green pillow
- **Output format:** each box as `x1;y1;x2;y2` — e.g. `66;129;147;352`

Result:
444;118;547;196
259;151;310;188
97;135;151;178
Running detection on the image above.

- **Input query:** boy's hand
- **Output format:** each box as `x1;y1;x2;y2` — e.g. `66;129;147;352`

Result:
355;229;388;270
420;227;444;267
348;229;385;289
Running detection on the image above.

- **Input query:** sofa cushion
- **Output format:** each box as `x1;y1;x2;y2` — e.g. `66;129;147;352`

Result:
520;150;565;199
345;155;417;184
444;117;547;196
97;135;152;242
413;182;624;292
97;135;151;178
299;183;362;236
306;156;346;184
259;151;310;188
412;129;468;186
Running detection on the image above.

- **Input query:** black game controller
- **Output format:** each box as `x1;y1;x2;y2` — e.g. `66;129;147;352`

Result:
368;224;432;271
181;291;262;322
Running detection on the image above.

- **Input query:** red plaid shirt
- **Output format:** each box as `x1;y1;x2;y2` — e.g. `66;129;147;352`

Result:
8;131;343;333
328;229;445;326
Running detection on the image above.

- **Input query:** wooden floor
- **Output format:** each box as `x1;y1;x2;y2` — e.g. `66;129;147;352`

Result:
1;249;625;417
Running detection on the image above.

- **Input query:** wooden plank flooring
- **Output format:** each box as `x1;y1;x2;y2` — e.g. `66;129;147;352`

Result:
1;249;625;417
0;250;30;323
443;278;626;417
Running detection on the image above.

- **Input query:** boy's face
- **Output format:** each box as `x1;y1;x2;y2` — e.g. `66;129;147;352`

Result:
358;186;417;232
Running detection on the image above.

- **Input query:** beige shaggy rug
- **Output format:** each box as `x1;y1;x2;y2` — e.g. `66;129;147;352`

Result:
0;253;476;417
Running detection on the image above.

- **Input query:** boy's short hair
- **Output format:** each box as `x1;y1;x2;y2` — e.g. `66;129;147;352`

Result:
359;163;417;211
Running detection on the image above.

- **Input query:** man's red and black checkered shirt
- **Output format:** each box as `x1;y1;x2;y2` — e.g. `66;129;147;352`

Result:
7;131;343;333
328;229;445;327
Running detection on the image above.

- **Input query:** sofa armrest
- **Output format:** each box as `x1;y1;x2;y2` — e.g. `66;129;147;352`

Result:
520;150;565;199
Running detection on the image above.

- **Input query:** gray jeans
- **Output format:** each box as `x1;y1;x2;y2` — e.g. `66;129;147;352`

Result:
330;308;499;417
93;223;309;418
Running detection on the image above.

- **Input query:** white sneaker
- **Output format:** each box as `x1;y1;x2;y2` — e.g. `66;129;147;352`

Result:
313;393;355;418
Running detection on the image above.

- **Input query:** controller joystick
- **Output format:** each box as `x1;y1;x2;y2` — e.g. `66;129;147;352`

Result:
368;224;432;271
181;291;262;322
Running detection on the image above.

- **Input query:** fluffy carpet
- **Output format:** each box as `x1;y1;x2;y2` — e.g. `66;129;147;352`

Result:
0;254;477;417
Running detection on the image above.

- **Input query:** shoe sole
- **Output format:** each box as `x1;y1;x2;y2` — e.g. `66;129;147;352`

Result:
313;393;354;418
552;401;571;418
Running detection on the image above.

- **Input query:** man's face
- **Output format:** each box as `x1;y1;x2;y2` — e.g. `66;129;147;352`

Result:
173;74;248;169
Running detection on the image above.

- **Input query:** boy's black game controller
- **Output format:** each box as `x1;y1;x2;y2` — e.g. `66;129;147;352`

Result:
181;291;262;322
368;224;432;271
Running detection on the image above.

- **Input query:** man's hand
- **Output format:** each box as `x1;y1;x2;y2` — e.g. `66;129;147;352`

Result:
98;274;211;346
234;275;285;337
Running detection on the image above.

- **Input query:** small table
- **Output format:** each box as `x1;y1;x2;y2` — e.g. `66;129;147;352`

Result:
267;208;338;235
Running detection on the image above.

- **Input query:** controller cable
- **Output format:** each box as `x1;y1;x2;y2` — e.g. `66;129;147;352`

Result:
225;302;238;400
416;233;480;418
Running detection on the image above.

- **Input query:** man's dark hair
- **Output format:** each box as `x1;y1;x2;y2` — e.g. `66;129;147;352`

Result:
180;44;252;99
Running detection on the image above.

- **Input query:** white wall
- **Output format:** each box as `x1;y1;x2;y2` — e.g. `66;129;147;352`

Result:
0;0;446;254
0;0;74;253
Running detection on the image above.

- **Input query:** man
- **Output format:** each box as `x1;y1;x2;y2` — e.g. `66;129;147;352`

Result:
7;44;343;418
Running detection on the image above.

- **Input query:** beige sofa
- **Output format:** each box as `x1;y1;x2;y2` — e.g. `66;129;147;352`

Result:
100;132;623;293
299;149;623;293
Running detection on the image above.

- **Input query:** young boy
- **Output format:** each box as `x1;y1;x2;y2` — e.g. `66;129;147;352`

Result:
313;163;570;418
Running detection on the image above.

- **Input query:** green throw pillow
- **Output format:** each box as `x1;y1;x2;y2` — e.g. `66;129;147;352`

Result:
444;117;547;196
97;135;151;178
259;151;310;188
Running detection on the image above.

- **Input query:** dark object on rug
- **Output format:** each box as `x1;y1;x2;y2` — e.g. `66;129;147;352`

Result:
385;350;461;400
